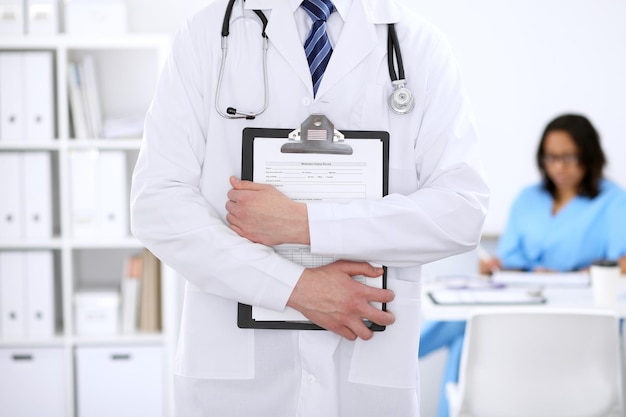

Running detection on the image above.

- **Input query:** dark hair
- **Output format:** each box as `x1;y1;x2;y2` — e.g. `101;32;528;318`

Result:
536;114;605;198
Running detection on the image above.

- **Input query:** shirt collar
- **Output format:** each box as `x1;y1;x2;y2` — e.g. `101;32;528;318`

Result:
245;0;401;24
289;0;352;21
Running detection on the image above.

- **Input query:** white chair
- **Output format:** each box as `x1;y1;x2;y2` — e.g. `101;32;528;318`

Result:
446;308;624;417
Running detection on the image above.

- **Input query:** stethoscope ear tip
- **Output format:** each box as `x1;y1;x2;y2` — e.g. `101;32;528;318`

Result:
225;107;256;120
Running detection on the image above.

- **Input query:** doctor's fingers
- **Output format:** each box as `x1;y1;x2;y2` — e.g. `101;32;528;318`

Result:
224;197;257;228
226;183;292;215
224;203;245;233
364;285;395;304
345;320;374;341
332;260;385;278
225;188;246;206
330;291;394;340
343;312;396;340
362;304;395;328
229;175;271;191
323;317;370;341
348;291;395;330
318;309;388;341
224;198;241;219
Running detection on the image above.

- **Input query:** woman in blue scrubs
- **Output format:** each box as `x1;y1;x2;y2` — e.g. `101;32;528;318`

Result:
421;113;626;417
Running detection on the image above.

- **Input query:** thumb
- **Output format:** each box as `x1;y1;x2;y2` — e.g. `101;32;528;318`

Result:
229;176;241;186
229;175;255;190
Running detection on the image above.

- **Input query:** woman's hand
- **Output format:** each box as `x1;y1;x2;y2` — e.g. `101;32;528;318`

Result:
479;257;502;275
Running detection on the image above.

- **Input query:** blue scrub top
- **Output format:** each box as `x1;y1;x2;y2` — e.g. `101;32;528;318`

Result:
497;179;626;272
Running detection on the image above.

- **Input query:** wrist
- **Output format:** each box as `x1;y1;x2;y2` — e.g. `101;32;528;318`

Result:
291;202;310;245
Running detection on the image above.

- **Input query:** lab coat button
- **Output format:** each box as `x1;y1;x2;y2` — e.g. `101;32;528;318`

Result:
307;374;316;383
301;97;311;106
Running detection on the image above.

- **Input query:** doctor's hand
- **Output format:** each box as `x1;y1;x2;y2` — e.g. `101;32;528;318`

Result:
287;260;396;341
226;176;310;246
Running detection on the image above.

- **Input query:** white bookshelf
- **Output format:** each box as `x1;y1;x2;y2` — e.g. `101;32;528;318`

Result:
0;34;178;417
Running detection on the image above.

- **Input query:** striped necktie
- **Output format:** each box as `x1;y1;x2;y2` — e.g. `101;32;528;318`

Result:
301;0;335;96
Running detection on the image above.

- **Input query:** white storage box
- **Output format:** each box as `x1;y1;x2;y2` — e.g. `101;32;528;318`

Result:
75;345;164;417
26;0;59;34
74;290;120;335
0;1;25;34
64;0;127;35
0;347;66;417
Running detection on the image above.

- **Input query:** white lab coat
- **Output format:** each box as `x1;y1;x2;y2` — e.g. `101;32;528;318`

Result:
130;0;489;416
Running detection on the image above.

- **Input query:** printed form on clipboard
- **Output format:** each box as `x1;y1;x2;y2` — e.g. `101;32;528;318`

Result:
237;114;389;330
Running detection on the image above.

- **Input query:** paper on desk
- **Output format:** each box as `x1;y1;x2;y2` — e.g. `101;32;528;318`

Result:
428;288;546;305
490;271;590;287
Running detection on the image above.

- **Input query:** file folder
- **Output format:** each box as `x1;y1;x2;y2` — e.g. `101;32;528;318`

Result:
0;152;22;239
81;55;103;138
67;61;89;138
0;251;26;338
98;151;128;237
24;52;55;142
70;150;129;237
0;52;25;140
23;152;53;238
25;251;55;337
69;150;99;237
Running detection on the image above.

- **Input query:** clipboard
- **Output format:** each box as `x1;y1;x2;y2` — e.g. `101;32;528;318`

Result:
237;114;390;331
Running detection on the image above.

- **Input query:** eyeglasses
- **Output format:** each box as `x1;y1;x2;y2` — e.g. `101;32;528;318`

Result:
542;153;580;166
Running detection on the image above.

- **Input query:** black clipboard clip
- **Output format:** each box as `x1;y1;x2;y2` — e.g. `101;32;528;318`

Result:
281;114;353;155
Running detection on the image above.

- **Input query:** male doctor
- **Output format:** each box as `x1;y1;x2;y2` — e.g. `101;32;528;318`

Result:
130;0;489;416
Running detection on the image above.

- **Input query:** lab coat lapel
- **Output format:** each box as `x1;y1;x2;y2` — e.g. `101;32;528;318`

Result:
246;0;404;98
256;1;314;95
315;0;377;99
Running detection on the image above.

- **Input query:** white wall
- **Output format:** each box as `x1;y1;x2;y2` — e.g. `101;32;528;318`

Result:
126;0;185;34
173;0;626;235
404;0;626;234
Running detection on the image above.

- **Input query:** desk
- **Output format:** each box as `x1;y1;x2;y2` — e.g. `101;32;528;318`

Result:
421;276;626;321
420;274;626;415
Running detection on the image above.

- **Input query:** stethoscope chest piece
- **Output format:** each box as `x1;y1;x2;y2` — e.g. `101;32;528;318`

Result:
389;80;415;115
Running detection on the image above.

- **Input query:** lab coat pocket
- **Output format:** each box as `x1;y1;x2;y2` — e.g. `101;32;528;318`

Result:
175;283;255;379
351;83;389;131
348;279;421;388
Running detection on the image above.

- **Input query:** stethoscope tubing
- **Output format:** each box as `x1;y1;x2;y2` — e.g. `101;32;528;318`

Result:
387;23;404;82
216;0;270;119
217;0;413;119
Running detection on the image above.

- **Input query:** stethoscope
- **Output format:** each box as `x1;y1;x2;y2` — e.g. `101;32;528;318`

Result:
216;0;415;120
